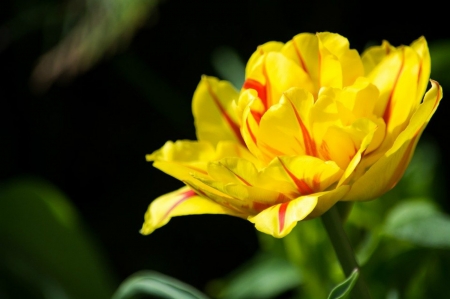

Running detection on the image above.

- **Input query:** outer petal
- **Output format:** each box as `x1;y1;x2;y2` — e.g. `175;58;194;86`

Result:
248;186;349;238
367;47;422;135
193;76;244;145
141;186;243;235
146;140;214;182
245;41;284;78
281;33;320;91
343;81;442;201
361;40;395;75
248;195;318;238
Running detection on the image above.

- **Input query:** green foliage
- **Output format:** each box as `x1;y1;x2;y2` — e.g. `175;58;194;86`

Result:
327;269;359;299
0;177;115;299
207;253;300;299
112;271;208;299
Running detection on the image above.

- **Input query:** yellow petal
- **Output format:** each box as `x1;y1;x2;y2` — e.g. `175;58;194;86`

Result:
257;88;316;160
245;41;284;78
343;81;442;201
368;46;421;135
410;36;431;104
263;155;343;195
141;186;241;235
147;140;214;181
281;33;320;91
317;32;364;87
193;76;243;146
361;40;395;75
248;195;318;238
244;52;314;109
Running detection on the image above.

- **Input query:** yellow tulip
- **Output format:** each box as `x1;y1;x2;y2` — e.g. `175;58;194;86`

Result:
141;32;442;238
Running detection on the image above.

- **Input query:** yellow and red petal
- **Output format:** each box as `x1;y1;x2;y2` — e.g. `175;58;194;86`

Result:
245;41;284;78
343;81;442;202
367;47;422;136
141;186;241;235
263;155;343;195
257;88;316;159
193;76;244;146
248;195;318;238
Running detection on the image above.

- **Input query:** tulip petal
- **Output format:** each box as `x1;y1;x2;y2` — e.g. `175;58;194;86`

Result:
141;186;242;235
281;33;320;91
361;40;395;75
257;88;316;160
263;155;343;195
244;52;314;109
193;76;244;146
317;32;364;87
245;41;284;78
343;81;442;201
410;36;431;104
367;46;422;135
248;195;318;238
147;140;214;182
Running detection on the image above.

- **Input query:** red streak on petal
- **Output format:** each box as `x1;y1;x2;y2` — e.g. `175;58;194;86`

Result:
251;109;263;125
206;81;245;145
320;141;332;161
260;142;286;157
278;157;314;195
246;118;257;144
220;163;252;186
160;189;196;224
287;99;318;156
312;174;321;191
243;78;268;109
185;165;208;175
293;40;309;75
383;48;405;126
278;202;289;233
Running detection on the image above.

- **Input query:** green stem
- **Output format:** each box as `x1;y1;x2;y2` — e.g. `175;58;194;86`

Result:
321;205;371;299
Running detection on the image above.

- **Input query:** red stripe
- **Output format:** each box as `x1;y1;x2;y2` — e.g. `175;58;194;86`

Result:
293;39;309;75
246;118;257;144
243;78;267;109
160;189;196;225
287;98;317;156
278;157;314;195
383;48;405;125
206;81;245;145
278;202;289;233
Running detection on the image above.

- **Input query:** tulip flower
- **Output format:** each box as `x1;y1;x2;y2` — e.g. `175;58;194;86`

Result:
141;32;442;238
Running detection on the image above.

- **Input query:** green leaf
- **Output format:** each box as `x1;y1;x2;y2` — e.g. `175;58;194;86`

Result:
210;252;301;299
112;271;208;299
327;269;359;299
0;177;115;299
383;200;450;248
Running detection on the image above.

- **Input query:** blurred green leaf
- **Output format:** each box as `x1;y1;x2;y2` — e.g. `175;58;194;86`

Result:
384;200;450;248
327;269;359;299
209;252;300;299
0;177;115;299
112;271;208;299
211;46;245;89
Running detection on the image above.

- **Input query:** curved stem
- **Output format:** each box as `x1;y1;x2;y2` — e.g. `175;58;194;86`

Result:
321;205;371;299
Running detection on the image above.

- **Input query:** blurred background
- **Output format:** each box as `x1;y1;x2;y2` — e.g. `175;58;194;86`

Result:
1;1;450;298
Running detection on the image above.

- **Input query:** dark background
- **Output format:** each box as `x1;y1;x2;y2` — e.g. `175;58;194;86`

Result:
1;0;449;292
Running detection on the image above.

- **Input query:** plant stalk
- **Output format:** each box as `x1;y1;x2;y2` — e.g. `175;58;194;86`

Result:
321;205;371;299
